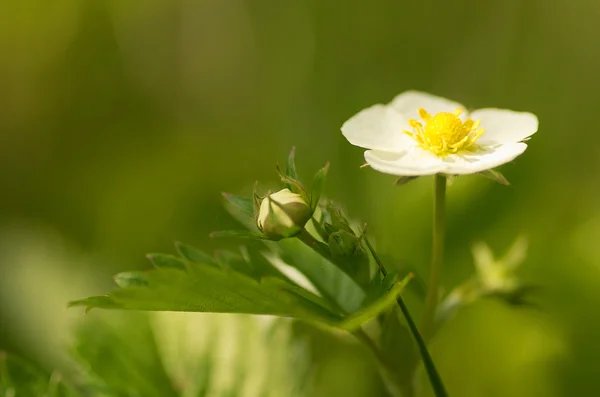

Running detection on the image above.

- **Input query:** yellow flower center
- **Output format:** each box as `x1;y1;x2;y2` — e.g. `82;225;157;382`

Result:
404;108;485;156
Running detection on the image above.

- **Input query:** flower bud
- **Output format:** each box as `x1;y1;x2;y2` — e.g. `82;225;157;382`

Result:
257;189;311;240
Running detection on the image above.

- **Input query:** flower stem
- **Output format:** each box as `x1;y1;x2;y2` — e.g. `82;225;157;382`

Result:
421;174;447;339
364;236;448;397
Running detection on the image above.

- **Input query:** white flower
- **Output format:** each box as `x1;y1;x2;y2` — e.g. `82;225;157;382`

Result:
341;91;538;176
257;189;311;240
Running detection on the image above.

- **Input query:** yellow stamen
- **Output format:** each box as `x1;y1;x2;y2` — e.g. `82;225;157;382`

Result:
405;107;485;156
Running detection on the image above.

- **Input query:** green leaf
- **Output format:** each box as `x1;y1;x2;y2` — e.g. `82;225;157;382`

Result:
70;262;341;324
310;163;329;211
286;146;298;180
114;271;149;288
0;352;49;397
338;274;411;330
276;238;365;314
222;193;255;217
146;253;187;271
68;296;122;312
175;241;218;267
479;168;510;185
73;312;179;397
0;353;82;397
209;230;266;239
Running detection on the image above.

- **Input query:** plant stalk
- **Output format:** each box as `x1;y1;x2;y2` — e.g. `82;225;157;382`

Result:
365;236;448;397
421;174;446;339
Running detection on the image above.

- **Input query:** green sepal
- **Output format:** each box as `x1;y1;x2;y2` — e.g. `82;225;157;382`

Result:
395;176;419;186
479;169;510;185
286;146;298;180
310;163;329;211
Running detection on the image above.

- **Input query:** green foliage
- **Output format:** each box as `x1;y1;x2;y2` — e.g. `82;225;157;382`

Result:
0;353;81;397
70;241;408;332
73;313;178;397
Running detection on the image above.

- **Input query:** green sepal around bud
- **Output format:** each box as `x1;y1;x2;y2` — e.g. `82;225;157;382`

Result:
310;163;329;211
324;201;354;234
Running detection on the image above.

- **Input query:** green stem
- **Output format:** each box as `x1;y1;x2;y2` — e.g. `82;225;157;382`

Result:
365;236;448;397
397;298;448;396
296;228;332;261
421;174;446;339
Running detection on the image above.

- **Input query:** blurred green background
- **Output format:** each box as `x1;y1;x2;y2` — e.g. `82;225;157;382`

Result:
1;0;599;396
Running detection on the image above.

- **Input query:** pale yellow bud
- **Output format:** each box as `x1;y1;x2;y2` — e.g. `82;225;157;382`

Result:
257;189;311;240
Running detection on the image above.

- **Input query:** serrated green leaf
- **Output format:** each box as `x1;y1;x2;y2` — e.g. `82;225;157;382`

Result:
114;271;149;288
338;275;410;330
209;230;266;239
222;193;255;217
68;295;122;312
286;146;298;180
479;168;510;185
214;249;257;278
310;163;329;211
70;264;341;325
276;238;365;314
175;241;218;267
147;253;187;271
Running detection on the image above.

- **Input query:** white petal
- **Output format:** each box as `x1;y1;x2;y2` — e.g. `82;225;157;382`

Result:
443;142;528;174
470;108;538;145
341;104;416;151
364;148;447;176
390;91;466;120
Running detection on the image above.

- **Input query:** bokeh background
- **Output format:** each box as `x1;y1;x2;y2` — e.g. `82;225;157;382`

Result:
1;0;600;396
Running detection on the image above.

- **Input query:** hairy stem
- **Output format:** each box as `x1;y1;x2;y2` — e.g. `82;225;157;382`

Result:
421;174;446;339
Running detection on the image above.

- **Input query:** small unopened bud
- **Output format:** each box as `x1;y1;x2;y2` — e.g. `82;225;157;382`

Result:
257;189;311;240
